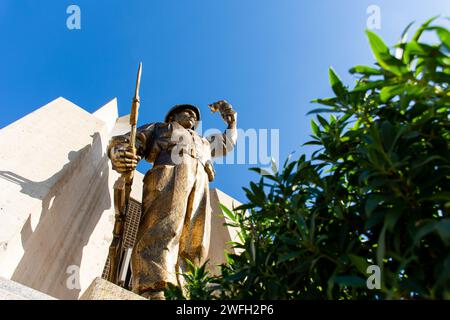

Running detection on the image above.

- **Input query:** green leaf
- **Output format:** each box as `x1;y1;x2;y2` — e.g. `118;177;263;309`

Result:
366;30;408;76
377;226;387;270
311;119;320;136
400;21;415;42
333;276;366;287
408;41;435;55
307;107;338;115
224;270;247;282
250;181;266;202
316;115;329;129
412;15;439;41
380;84;404;102
411;155;447;170
220;203;236;222
421;26;450;50
366;29;389;59
277;251;301;264
351;80;386;93
435;219;450;246
271;158;278;175
311;97;340;107
365;195;384;216
402;131;420;139
279;235;299;246
403;41;435;64
422;192;450;202
349;65;383;75
380;83;426;102
235;203;254;211
348;254;370;276
282;161;297;181
415;221;439;244
436;26;450;49
365;211;384;229
303;141;323;146
249;237;256;263
384;208;402;232
249;167;279;182
415;219;450;246
328;67;347;100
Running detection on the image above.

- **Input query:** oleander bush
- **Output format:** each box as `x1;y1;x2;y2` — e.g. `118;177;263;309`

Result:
166;17;450;300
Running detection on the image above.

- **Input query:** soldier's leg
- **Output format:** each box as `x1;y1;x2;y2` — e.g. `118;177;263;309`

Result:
131;163;195;296
176;162;211;285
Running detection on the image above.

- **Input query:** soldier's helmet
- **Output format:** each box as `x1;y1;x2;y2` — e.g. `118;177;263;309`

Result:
164;104;201;129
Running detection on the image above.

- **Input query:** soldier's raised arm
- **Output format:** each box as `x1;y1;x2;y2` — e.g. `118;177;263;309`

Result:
206;100;238;158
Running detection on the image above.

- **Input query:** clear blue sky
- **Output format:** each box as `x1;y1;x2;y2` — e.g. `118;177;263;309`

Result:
0;0;449;202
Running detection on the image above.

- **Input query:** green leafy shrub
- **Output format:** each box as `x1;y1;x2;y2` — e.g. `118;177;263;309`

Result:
166;17;450;300
165;259;217;300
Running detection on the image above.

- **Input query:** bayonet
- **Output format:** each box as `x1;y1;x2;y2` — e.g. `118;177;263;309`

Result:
106;62;142;286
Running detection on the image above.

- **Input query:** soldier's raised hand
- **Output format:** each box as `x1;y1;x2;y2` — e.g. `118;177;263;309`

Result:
208;100;237;127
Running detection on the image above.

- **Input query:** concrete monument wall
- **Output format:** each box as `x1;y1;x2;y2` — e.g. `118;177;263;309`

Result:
208;189;242;275
0;97;119;299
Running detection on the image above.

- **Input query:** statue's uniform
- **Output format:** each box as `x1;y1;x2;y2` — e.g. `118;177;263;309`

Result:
108;121;236;294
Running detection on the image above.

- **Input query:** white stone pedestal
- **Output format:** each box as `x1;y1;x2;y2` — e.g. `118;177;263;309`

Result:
0;277;57;300
79;277;146;300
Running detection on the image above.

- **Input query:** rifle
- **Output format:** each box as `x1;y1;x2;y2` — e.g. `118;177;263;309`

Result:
106;62;142;285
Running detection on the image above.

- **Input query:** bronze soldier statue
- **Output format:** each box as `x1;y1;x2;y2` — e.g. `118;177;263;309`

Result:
107;100;237;299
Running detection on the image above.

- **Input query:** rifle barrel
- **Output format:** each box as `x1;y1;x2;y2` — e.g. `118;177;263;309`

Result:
129;62;142;127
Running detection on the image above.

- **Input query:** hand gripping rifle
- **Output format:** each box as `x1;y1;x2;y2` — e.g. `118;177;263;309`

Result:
106;62;142;285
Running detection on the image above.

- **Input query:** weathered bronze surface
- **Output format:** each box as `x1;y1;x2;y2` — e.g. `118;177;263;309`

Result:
108;99;237;299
